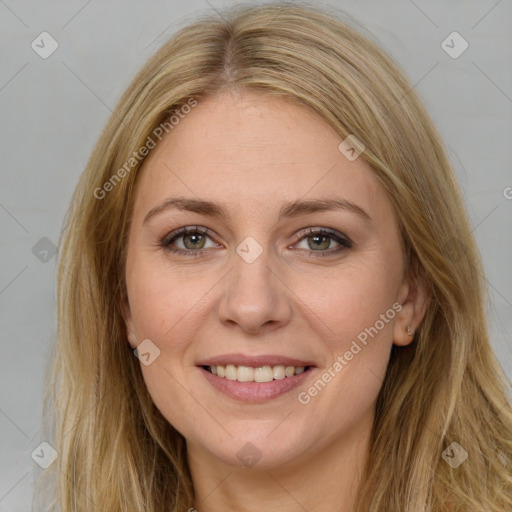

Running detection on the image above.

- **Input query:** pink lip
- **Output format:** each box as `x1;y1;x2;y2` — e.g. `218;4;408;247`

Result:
198;366;315;403
197;353;315;368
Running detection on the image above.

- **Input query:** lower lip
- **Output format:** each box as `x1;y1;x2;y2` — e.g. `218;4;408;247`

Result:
199;367;314;403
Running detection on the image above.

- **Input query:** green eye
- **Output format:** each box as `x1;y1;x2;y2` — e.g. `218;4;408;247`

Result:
162;226;352;258
162;226;217;256
295;228;352;256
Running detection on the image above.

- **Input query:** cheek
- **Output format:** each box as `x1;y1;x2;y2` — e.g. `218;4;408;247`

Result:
307;258;400;342
297;264;399;422
126;255;230;371
126;259;208;431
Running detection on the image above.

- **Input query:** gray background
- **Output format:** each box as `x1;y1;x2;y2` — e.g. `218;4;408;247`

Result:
1;0;511;509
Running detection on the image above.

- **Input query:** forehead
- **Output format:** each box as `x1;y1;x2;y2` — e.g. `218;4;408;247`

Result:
133;91;385;219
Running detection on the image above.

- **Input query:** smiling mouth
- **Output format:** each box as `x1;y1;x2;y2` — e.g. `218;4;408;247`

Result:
202;364;312;382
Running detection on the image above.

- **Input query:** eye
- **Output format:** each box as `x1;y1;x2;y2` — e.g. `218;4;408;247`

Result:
161;226;219;256
161;226;352;258
293;227;352;257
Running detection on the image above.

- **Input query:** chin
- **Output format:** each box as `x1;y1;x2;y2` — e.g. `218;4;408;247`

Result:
194;429;314;471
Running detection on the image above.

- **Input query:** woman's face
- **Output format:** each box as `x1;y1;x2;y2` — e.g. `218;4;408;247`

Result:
124;90;425;469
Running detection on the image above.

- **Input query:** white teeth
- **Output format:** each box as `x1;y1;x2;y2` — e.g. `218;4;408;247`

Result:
207;364;308;381
254;366;273;383
237;365;254;382
225;364;237;380
273;365;285;380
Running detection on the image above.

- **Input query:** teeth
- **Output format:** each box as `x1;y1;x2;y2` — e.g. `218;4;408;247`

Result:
254;366;273;383
237;365;254;382
285;366;295;377
273;365;285;380
207;364;307;381
225;364;237;380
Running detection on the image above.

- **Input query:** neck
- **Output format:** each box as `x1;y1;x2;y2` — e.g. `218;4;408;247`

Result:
187;407;374;512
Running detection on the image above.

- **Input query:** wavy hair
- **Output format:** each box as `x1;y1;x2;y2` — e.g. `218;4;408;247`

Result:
36;2;512;511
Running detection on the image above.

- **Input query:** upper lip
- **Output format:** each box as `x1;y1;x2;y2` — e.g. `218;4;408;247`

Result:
197;353;316;368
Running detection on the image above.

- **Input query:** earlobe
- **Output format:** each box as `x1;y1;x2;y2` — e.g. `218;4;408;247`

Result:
122;301;138;349
126;328;138;349
393;273;429;347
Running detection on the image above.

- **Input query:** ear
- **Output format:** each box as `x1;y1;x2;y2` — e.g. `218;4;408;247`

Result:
393;270;429;347
122;299;138;349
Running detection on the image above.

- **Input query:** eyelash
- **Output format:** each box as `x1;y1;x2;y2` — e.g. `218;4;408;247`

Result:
161;226;352;258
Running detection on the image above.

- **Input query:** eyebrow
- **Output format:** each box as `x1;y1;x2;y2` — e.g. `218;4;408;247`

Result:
143;196;372;225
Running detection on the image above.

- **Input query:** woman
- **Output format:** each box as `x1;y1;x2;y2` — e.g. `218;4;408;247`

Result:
37;3;512;511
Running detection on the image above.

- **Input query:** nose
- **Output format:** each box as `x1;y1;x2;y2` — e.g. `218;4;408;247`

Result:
217;249;292;335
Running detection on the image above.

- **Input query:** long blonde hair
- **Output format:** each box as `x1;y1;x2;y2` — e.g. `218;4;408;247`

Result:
36;2;512;511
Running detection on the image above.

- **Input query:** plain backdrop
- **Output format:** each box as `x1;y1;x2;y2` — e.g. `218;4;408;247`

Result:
1;0;511;509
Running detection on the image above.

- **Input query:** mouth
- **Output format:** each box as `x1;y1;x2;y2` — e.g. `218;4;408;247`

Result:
196;355;316;402
202;364;312;382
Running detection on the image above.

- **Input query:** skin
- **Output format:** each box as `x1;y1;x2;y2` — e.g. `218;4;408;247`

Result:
123;90;428;512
